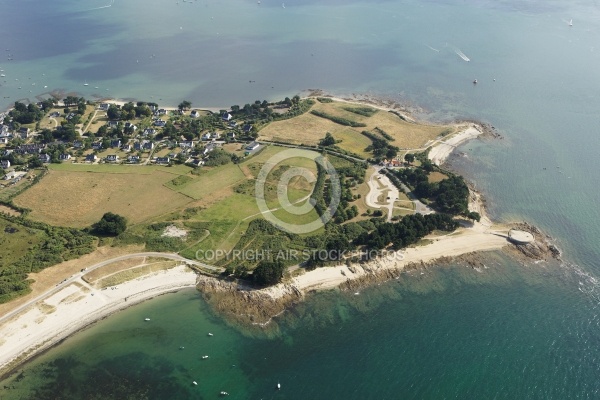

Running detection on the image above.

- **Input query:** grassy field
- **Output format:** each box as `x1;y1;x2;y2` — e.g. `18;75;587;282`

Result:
0;217;44;267
428;171;449;183
259;100;453;152
14;169;194;228
48;163;192;175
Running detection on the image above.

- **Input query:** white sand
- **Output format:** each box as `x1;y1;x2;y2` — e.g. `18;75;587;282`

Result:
0;265;197;375
428;125;482;165
268;223;508;298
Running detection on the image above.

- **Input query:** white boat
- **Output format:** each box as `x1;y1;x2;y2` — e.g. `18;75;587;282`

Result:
144;318;151;321
208;332;213;336
277;382;281;390
569;19;573;26
192;381;198;386
220;392;229;396
202;355;209;359
473;79;477;84
83;80;89;86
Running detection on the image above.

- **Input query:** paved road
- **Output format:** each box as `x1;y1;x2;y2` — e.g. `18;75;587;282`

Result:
0;252;219;325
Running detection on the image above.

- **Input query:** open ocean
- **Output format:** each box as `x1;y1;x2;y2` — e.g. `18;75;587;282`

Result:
3;0;600;398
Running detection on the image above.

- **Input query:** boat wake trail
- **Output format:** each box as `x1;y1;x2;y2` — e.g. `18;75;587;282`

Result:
425;44;440;52
453;47;470;62
86;0;115;11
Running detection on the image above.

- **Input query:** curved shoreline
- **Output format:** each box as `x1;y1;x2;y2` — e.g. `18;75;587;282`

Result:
0;265;198;378
0;92;519;376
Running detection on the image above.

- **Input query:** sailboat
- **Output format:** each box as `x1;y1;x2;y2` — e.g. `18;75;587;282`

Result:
569;19;573;27
83;80;89;86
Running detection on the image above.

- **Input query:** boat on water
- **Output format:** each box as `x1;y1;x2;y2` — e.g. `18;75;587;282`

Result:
473;79;478;84
208;332;213;336
277;382;281;390
0;74;4;77
144;318;151;321
202;355;209;359
192;381;198;386
220;391;229;396
569;19;573;26
83;80;89;86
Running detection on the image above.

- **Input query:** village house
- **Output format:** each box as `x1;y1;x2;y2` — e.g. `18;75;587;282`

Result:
91;142;103;150
98;103;110;111
19;127;30;139
124;122;137;131
121;144;132;152
0;160;10;169
85;154;98;163
38;154;51;163
105;154;119;163
190;110;200;118
127;155;140;164
155;156;170;165
245;141;260;151
203;142;219;155
0;125;11;137
0;137;8;145
142;128;156;137
72;140;83;149
179;140;195;149
221;112;232;121
59;154;72;161
243;124;253;134
110;139;121;148
15;144;45;155
143;141;154;151
153;119;166;127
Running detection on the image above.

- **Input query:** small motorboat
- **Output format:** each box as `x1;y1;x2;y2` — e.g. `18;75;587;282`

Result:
208;333;214;336
220;391;229;396
473;79;477;84
192;381;198;386
144;318;151;321
202;355;209;359
277;382;281;390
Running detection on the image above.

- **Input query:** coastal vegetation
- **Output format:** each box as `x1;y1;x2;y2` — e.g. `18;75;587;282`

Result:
0;94;476;296
0;214;95;302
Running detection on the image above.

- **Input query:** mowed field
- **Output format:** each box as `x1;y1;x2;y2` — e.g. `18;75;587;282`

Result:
258;100;454;156
14;169;194;228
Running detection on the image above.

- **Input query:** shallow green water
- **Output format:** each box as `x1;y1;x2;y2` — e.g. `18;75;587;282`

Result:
3;0;600;398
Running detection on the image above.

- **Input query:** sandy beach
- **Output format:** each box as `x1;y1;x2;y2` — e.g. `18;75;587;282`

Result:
259;221;510;298
428;125;482;165
0;265;197;376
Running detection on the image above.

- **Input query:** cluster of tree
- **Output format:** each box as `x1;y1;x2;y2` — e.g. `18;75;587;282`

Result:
374;127;394;141
253;260;286;286
106;102;152;121
319;132;337;147
310;110;367;127
392;168;470;216
204;148;234;167
9;102;45;124
90;212;128;236
354;213;459;251
39;124;79;143
342;106;377;117
0;215;96;303
316;97;334;103
361;130;399;159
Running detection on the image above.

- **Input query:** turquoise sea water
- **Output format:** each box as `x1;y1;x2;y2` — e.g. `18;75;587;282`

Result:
3;0;600;398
